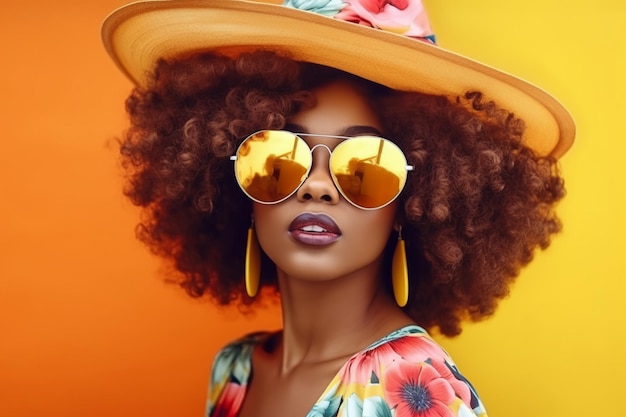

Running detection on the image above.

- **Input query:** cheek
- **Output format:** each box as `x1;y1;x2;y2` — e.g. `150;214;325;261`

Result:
342;203;398;269
252;203;285;254
350;205;397;248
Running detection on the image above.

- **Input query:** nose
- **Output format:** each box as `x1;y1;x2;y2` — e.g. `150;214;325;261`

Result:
296;145;340;205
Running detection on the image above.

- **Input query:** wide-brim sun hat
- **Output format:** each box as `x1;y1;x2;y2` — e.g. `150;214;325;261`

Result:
102;0;575;158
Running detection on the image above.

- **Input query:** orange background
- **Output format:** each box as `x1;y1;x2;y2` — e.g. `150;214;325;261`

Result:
1;1;624;416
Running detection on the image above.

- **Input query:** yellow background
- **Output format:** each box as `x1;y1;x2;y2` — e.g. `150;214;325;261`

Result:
1;1;624;416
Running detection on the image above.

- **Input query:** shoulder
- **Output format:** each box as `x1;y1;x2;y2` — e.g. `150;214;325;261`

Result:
342;325;450;378
210;331;270;383
213;331;269;362
206;332;272;416
331;325;488;416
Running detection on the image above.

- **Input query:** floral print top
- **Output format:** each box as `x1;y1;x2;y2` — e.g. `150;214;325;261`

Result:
206;325;487;417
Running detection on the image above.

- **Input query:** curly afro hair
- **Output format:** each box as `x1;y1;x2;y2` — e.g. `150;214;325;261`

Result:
119;50;565;337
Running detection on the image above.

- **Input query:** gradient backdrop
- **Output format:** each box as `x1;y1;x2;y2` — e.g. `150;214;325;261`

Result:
1;1;624;416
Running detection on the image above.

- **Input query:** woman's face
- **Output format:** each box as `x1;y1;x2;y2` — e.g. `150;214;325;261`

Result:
253;79;398;282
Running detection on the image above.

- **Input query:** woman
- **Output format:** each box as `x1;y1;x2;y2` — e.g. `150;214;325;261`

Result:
102;1;574;416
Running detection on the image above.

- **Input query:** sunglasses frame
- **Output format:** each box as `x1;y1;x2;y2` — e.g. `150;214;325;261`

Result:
230;130;414;210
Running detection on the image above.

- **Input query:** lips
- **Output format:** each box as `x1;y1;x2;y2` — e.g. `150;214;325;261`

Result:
288;213;342;246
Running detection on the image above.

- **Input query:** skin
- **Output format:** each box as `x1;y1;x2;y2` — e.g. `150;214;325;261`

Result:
238;80;414;417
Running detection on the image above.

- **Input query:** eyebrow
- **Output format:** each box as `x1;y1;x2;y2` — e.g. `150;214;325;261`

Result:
284;123;384;138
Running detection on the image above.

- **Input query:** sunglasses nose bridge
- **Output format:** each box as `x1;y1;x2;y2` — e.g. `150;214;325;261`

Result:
307;143;333;172
296;143;340;204
309;143;332;153
309;143;332;161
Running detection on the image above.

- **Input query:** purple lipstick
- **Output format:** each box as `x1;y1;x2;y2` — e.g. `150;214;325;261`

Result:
288;213;342;246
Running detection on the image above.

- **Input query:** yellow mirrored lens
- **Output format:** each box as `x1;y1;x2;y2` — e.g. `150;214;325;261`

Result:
235;131;311;203
330;136;407;209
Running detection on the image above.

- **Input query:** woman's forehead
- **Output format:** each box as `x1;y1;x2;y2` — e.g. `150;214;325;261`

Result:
288;80;383;136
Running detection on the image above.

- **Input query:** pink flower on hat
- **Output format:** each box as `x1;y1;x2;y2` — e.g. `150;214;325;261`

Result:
283;0;435;42
336;0;434;38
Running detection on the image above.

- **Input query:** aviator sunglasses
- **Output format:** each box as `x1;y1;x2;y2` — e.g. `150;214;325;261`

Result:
230;130;414;210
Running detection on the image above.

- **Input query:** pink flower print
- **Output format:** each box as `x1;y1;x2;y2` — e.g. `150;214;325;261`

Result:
341;334;447;385
211;382;247;417
382;334;446;364
384;360;456;417
335;0;433;37
430;359;472;408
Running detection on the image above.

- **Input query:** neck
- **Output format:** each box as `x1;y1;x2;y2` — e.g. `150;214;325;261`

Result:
274;261;412;374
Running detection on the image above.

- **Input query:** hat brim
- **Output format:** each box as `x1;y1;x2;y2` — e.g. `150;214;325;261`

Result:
101;0;575;157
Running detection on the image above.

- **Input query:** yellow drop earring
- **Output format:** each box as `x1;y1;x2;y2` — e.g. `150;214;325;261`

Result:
392;227;409;307
245;219;261;298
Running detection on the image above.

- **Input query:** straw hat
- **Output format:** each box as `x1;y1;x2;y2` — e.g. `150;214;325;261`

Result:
102;0;575;157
